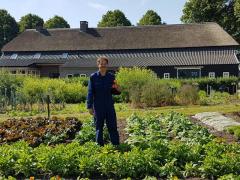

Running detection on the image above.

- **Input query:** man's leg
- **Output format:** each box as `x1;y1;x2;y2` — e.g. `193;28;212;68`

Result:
94;113;105;146
106;108;120;145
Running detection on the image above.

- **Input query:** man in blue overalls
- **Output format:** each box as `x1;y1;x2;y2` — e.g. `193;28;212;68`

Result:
86;57;120;146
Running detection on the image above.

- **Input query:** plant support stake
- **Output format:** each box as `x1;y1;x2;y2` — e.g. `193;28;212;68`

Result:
47;94;50;119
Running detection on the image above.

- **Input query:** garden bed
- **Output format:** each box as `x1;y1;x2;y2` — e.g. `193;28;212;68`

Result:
0;116;82;147
1;112;240;179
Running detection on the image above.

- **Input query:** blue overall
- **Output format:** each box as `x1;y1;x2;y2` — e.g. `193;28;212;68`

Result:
86;70;120;146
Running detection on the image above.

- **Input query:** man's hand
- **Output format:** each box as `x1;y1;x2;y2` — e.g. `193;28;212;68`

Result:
112;80;121;92
88;108;94;115
115;84;121;92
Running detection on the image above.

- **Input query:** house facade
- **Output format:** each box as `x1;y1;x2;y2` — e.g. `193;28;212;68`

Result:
0;21;239;79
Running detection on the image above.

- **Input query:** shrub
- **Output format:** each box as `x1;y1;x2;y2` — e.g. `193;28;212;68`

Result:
116;67;157;105
141;80;174;107
198;90;231;105
62;83;87;103
182;76;238;94
175;84;199;105
225;126;240;140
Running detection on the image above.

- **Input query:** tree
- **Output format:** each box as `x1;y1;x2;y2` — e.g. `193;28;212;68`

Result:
138;10;162;25
44;15;70;29
18;13;44;32
98;10;132;27
181;0;240;42
181;0;225;23
234;0;240;20
0;9;19;50
222;0;240;41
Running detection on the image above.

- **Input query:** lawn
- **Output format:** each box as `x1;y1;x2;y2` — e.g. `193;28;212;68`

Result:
1;102;240;123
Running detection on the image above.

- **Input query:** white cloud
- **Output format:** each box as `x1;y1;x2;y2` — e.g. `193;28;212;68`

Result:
88;2;108;11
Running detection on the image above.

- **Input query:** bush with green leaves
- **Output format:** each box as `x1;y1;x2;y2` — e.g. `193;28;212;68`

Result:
199;90;232;105
182;76;238;93
116;67;158;105
141;80;175;107
225;126;240;140
175;84;199;105
14;77;87;111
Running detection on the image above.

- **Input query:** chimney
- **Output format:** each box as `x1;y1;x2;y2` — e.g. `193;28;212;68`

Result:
80;21;88;32
35;22;44;32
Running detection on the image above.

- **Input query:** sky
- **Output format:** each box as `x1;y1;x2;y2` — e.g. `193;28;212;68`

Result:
0;0;187;28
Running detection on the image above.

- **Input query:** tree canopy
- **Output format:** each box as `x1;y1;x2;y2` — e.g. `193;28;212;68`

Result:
138;10;162;25
19;13;44;32
44;15;70;29
181;0;240;42
98;10;132;27
0;9;19;50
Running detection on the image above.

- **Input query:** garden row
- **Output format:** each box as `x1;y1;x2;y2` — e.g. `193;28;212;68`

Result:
0;71;87;112
0;112;240;179
0;116;82;147
0;68;238;110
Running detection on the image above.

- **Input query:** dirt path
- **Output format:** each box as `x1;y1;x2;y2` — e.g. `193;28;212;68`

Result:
117;118;128;143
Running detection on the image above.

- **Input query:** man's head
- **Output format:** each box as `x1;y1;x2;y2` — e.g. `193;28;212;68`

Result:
97;56;109;71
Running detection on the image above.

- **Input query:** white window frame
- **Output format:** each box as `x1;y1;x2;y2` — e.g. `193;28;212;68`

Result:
67;74;73;78
80;74;87;77
33;53;41;59
209;72;215;78
62;53;68;59
10;53;18;59
223;72;229;78
163;73;170;79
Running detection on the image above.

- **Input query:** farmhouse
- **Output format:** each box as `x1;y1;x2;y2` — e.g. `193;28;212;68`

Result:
0;21;239;78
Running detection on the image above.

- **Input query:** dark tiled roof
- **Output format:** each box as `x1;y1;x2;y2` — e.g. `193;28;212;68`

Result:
0;58;68;67
62;48;239;68
2;23;239;52
0;48;238;67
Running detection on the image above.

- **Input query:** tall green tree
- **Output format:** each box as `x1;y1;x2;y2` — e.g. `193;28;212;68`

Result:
0;9;19;50
181;0;240;42
181;0;225;23
98;10;132;27
19;13;44;32
235;0;240;20
44;15;70;29
138;10;162;25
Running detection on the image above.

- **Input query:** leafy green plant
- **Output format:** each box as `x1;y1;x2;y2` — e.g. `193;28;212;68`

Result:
225;126;240;140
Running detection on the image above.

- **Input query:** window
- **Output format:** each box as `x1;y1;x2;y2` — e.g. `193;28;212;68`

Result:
177;68;201;79
10;53;18;59
67;74;73;78
33;53;41;59
73;74;80;77
80;74;87;77
223;72;229;78
164;73;170;79
209;72;215;78
11;70;16;74
62;53;68;59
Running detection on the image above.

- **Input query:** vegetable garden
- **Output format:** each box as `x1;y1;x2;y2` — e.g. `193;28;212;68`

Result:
0;112;240;179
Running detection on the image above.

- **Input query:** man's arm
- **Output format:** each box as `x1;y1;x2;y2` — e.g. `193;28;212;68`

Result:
86;76;94;114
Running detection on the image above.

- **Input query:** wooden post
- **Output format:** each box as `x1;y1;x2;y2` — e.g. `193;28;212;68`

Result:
47;94;50;120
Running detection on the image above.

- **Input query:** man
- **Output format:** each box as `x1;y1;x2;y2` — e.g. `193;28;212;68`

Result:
86;56;121;146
